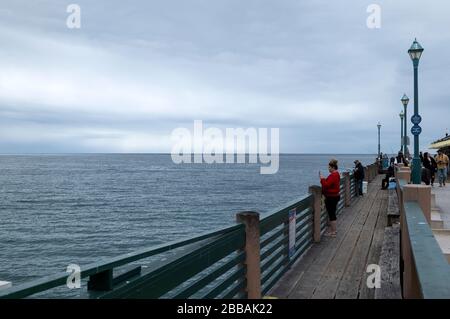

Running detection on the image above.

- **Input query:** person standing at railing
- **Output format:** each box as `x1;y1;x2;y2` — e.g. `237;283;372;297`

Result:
319;159;340;238
353;160;365;196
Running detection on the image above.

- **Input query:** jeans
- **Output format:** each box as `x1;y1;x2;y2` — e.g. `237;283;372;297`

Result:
437;168;447;185
357;179;363;195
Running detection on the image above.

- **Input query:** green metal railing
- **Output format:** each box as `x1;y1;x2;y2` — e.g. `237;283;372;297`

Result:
0;171;361;299
396;177;450;298
259;194;313;295
403;201;450;298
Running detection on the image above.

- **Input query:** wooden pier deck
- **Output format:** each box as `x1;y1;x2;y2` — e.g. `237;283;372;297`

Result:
269;175;388;299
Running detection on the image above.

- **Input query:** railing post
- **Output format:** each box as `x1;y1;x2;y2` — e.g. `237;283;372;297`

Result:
236;211;261;299
401;185;431;299
343;172;350;207
403;185;431;224
396;169;411;185
364;166;369;182
400;209;421;299
309;186;322;243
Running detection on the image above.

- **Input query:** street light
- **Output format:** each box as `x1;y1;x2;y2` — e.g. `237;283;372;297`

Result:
377;122;381;158
399;110;404;153
401;94;409;157
408;38;424;184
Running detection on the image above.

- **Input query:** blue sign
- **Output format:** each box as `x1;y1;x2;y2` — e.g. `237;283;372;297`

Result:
411;114;422;125
411;125;422;135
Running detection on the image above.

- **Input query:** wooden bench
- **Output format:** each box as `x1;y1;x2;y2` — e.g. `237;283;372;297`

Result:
375;224;402;299
387;189;400;226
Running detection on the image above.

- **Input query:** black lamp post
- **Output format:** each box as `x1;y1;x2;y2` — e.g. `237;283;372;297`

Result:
377;122;381;158
408;39;424;184
401;94;409;157
400;110;404;153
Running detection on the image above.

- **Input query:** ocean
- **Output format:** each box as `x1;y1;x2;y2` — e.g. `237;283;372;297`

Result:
0;154;376;288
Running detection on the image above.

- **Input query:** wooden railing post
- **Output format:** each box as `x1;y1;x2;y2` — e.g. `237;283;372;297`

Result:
236;211;261;299
371;164;376;181
309;186;322;243
403;185;432;224
364;166;369;182
400;209;420;299
401;185;431;299
343;172;350;207
396;169;411;185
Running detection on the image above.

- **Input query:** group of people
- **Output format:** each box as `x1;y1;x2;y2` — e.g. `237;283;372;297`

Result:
420;150;449;187
380;150;449;188
318;158;365;238
318;151;449;239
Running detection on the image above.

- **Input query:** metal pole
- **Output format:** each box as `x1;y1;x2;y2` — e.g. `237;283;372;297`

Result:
378;126;381;157
404;104;407;156
412;61;421;184
401;115;404;153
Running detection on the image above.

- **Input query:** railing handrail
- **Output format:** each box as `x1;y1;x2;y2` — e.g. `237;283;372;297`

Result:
403;201;450;299
0;222;244;298
0;194;315;299
260;194;312;223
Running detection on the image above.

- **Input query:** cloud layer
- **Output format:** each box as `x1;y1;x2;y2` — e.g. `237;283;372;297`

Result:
1;0;449;153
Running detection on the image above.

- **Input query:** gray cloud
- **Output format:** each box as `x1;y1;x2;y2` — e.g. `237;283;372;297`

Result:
0;0;449;153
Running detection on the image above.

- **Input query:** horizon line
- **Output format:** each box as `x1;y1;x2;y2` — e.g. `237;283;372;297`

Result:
0;152;379;155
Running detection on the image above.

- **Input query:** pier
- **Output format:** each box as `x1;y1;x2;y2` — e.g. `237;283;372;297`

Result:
269;174;389;299
1;163;450;299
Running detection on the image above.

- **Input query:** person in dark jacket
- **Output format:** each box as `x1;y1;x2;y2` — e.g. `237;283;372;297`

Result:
320;159;340;238
422;152;437;186
421;152;432;185
430;154;437;186
353;160;365;196
382;162;395;189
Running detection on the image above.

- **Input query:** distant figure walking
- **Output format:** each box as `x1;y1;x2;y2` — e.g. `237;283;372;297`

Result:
353;160;365;196
435;150;449;187
320;159;341;238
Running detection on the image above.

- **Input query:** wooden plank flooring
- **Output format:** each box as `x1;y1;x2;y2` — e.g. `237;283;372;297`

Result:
269;175;388;299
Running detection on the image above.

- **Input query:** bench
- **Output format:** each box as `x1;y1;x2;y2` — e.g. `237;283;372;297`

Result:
375;224;402;299
387;189;400;226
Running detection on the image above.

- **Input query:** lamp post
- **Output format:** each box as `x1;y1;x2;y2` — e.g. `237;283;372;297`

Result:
401;94;409;157
399;110;404;153
408;38;424;184
377;122;381;158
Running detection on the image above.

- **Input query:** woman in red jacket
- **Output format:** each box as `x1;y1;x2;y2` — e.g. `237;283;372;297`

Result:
320;159;341;237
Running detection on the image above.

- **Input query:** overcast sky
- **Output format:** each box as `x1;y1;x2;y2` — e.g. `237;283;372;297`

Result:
0;0;449;154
